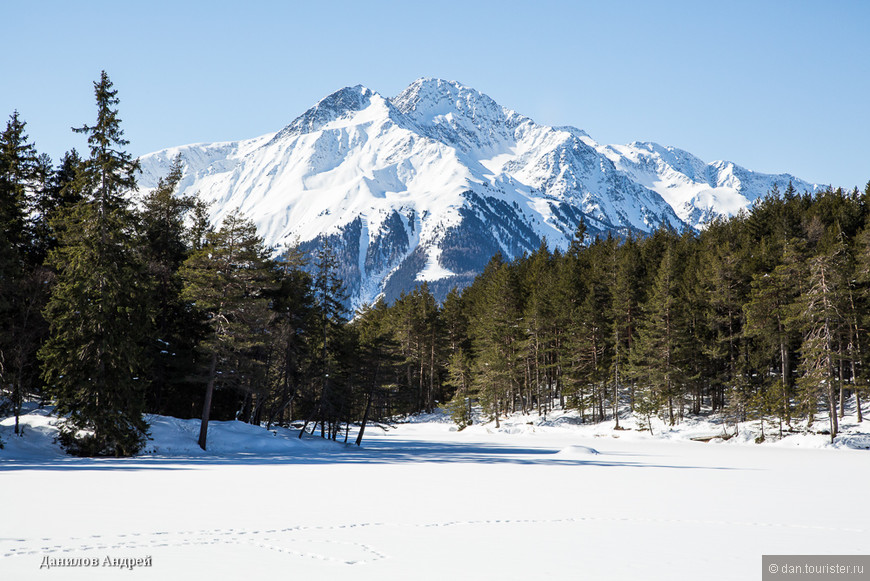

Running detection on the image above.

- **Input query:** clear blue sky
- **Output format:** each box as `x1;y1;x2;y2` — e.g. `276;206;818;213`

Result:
3;0;868;189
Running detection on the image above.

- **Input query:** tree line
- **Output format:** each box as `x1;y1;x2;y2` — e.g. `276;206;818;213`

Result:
438;182;870;442
2;72;868;456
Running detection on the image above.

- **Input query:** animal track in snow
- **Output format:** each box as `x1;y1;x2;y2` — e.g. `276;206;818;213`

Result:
1;516;862;565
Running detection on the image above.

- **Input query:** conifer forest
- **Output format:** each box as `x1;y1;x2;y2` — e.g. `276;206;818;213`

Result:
2;72;869;457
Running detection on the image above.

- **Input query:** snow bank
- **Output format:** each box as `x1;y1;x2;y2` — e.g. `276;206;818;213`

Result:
143;415;317;456
0;404;66;460
451;403;870;451
0;405;344;461
2;400;868;464
554;445;599;457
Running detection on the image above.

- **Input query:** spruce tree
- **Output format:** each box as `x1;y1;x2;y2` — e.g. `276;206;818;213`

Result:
39;72;150;456
0;111;40;436
31;149;86;260
389;286;442;415
138;155;202;416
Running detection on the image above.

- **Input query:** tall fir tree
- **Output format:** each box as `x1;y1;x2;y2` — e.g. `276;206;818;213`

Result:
39;72;150;456
0;111;41;436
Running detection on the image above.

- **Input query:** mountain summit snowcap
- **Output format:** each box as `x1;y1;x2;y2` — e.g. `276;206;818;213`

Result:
138;78;824;307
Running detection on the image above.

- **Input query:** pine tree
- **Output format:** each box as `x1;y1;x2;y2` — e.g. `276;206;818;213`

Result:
262;243;313;428
386;283;443;415
297;238;350;439
573;237;613;422
795;242;846;441
606;235;641;424
849;226;870;422
442;287;473;426
350;299;401;444
697;220;749;414
39;72;150;456
467;254;523;427
628;243;686;426
412;283;441;412
180;210;275;449
744;259;802;429
521;240;556;416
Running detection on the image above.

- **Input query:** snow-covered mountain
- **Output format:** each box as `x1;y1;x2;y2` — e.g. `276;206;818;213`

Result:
138;78;823;307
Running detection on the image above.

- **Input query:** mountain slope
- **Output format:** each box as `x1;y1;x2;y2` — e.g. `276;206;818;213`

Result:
138;78;824;307
597;141;820;228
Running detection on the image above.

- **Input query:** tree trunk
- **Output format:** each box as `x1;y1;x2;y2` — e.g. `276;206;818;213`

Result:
780;337;791;426
418;356;425;412
838;346;845;419
198;351;218;450
429;340;435;412
267;395;294;431
356;386;374;446
13;372;21;435
599;383;605;422
828;383;838;443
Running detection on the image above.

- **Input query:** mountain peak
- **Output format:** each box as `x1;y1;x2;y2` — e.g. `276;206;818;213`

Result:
138;78;823;307
392;78;473;110
273;84;378;140
392;78;507;122
391;78;526;153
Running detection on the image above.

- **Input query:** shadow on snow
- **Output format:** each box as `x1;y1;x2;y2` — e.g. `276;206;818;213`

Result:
0;437;740;472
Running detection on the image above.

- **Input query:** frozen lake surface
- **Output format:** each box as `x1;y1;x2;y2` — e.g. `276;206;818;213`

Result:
1;408;867;579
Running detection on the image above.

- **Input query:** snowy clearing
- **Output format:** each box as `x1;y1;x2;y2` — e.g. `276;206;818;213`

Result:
1;405;868;580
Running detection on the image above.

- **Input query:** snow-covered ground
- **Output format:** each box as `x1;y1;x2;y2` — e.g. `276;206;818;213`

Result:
1;404;867;580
